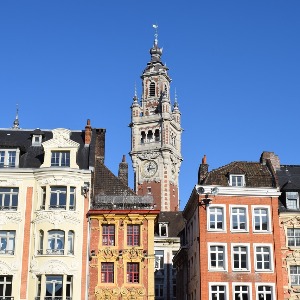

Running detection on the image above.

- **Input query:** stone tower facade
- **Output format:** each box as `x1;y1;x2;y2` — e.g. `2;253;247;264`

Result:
129;35;182;211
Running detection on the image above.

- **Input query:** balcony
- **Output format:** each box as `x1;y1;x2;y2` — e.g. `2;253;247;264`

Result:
35;298;72;300
0;297;14;300
0;206;17;211
37;249;74;256
0;249;14;255
39;205;75;211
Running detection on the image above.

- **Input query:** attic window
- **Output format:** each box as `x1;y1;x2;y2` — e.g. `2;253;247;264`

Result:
32;135;42;146
229;175;245;187
159;223;168;237
149;82;155;97
286;192;299;210
51;151;70;167
0;149;20;168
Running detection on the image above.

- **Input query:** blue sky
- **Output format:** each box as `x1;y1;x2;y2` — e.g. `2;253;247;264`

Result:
0;1;299;209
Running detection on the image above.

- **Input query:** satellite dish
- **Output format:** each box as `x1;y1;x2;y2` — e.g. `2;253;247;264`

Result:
211;187;219;195
196;186;205;194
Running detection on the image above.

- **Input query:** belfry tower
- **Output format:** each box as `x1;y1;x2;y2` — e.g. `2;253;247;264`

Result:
129;30;183;211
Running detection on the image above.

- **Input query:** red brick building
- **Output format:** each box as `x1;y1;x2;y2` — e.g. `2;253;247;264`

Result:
174;152;284;300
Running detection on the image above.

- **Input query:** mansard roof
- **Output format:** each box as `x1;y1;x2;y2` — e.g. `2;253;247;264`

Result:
202;161;276;187
156;211;185;238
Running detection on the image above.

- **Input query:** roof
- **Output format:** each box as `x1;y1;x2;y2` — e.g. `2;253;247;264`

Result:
202;161;276;187
155;211;185;238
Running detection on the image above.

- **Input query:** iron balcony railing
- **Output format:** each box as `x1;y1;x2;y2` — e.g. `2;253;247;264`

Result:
39;205;75;211
37;249;74;255
0;206;17;211
34;297;72;300
0;250;14;255
0;297;14;300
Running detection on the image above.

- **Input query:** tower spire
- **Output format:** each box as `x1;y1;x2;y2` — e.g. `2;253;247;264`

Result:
152;24;158;46
12;104;20;129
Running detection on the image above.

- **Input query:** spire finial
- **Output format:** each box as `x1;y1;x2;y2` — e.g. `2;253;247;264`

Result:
12;104;20;129
173;89;179;110
152;24;158;46
134;82;137;98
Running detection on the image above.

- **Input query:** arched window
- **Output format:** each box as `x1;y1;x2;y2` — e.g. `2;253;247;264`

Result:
155;129;160;142
141;131;146;144
147;130;153;142
47;230;65;255
149;82;155;97
68;231;74;255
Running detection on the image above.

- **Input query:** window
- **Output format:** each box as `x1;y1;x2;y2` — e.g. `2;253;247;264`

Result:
155;278;164;297
232;245;249;271
0;276;12;298
210;284;227;300
32;135;42;146
51;151;70;167
231;206;247;231
69;187;76;210
45;275;72;298
155;250;164;269
208;206;225;231
0;231;15;255
253;207;270;232
38;230;44;255
154;129;160;142
287;228;300;247
149;82;155;97
101;262;114;283
127;263;139;283
0;149;19;168
50;187;67;209
254;245;272;271
159;223;168;237
290;266;300;285
102;225;115;246
0;188;18;210
233;285;250;300
256;285;274;300
286;192;299;209
229;175;245;187
209;245;226;270
68;231;74;255
127;225;140;246
47;230;64;255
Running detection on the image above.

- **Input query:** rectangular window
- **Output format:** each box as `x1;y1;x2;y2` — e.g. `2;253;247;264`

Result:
255;245;272;271
0;275;12;297
209;245;226;270
0;150;18;168
231;207;247;231
47;230;64;255
253;207;270;232
155;250;164;269
256;285;274;300
233;285;250;300
208;206;225;231
45;275;63;297
210;284;227;300
286;192;299;209
0;231;15;255
69;187;76;210
50;187;67;209
102;225;115;246
0;187;18;210
287;228;300;247
155;278;164;297
127;225;140;246
230;175;245;187
51;151;70;167
290;266;300;285
127;263;139;283
232;245;249;271
101;262;114;283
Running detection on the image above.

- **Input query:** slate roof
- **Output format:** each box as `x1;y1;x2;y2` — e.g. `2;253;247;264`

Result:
202;161;276;187
155;211;185;238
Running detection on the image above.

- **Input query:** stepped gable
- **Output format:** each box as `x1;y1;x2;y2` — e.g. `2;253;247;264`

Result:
203;161;275;187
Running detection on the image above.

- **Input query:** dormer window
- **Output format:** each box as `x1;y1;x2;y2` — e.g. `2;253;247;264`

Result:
286;192;299;209
159;223;168;237
32;135;42;146
0;149;20;168
229;175;245;187
51;151;70;167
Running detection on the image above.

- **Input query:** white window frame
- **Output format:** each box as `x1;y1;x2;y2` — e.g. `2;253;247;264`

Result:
252;205;271;233
0;187;19;210
229;174;245;187
209;282;229;300
287;228;300;247
207;204;226;232
254;243;273;272
290;265;300;286
32;134;42;146
208;243;227;271
231;243;250;272
159;223;168;237
230;205;248;232
0;230;16;255
232;282;252;300
51;151;70;167
255;283;275;300
0;149;20;168
155;250;164;270
286;192;299;210
0;275;13;297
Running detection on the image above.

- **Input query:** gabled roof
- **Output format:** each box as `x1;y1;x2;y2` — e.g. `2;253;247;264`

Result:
277;165;300;190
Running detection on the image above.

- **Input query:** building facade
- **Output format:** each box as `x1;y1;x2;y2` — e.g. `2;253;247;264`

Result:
175;152;284;300
0;120;96;300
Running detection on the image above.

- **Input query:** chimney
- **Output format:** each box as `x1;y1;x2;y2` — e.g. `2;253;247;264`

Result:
95;128;106;163
260;151;280;170
85;119;92;145
198;154;208;184
118;155;128;186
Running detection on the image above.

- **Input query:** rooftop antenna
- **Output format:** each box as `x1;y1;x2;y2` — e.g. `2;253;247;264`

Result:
152;24;158;46
12;104;20;129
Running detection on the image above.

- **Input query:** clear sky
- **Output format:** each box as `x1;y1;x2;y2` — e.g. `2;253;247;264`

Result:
0;1;299;209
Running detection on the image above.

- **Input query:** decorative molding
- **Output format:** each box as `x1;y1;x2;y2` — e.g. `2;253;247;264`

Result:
33;211;81;225
137;151;159;160
280;216;300;227
0;260;19;274
0;180;21;186
95;287;145;299
42;128;80;149
98;248;119;260
0;211;22;224
286;250;300;262
39;177;81;185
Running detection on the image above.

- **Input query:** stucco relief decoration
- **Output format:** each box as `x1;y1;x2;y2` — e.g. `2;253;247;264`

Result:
123;248;143;260
120;287;145;298
138;151;159;160
0;260;19;275
98;248;118;260
42;128;80;149
39;177;79;186
280;216;300;227
33;211;80;225
0;180;20;186
286;250;300;262
30;259;77;275
95;287;119;299
0;211;22;224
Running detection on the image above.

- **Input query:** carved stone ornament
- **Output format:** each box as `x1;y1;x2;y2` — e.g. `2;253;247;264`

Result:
95;287;120;300
0;260;19;275
280;216;300;227
30;259;78;275
98;248;119;260
33;211;81;225
0;211;22;225
0;180;20;186
42;128;80;149
286;250;300;262
122;248;144;260
39;177;80;185
137;151;160;160
120;287;146;298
